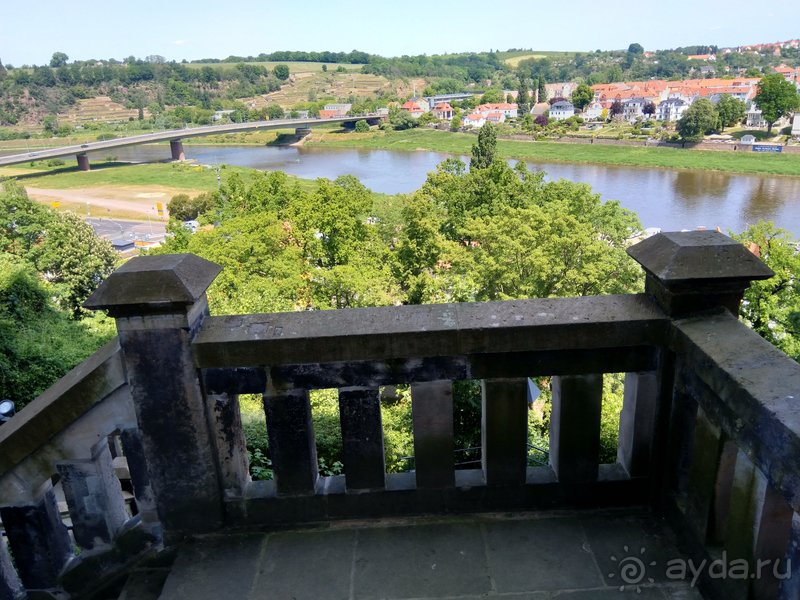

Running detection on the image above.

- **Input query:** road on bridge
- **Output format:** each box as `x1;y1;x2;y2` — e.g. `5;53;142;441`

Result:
0;114;378;168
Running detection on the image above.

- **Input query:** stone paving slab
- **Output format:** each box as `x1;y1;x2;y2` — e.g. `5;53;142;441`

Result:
154;511;707;600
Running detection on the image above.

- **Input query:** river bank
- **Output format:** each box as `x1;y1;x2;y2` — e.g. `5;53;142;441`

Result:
304;128;800;177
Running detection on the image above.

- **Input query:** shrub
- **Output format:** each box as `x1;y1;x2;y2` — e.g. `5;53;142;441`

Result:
534;115;549;126
46;158;65;167
354;119;369;133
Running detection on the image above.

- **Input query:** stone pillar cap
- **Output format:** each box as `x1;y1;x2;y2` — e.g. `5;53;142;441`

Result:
84;254;222;316
627;231;774;291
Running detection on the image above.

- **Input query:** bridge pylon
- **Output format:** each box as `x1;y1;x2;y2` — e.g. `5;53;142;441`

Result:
77;153;90;171
170;140;185;162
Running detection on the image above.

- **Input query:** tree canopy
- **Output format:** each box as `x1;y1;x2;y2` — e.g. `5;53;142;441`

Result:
677;98;718;141
272;64;290;81
754;73;800;133
571;84;593;111
715;94;746;130
470;122;497;170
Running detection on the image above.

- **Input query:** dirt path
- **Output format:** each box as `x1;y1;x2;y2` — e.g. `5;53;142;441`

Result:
25;185;205;217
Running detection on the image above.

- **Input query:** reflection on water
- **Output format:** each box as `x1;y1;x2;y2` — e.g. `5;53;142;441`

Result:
7;143;800;235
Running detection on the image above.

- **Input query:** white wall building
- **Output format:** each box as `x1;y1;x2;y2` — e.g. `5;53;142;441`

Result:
549;100;575;120
463;113;487;128
656;99;689;122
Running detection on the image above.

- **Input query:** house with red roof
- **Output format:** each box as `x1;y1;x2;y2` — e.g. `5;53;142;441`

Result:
474;103;518;118
400;102;425;117
462;113;487;128
319;110;340;118
485;112;505;123
432;103;454;120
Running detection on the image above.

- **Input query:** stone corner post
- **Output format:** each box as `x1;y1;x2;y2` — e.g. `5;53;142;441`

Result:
83;253;223;540
626;230;774;318
625;231;775;508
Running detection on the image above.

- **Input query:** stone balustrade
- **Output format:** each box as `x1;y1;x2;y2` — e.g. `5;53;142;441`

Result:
1;232;799;600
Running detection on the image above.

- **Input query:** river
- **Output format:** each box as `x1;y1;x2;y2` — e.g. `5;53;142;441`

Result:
45;144;800;234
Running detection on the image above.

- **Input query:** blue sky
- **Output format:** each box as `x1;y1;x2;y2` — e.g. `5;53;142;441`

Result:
2;0;799;66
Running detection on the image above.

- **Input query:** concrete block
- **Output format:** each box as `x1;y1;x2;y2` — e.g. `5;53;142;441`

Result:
617;371;657;477
411;381;455;489
0;481;73;589
263;388;318;496
55;443;128;553
481;378;528;486
338;387;385;492
550;374;603;484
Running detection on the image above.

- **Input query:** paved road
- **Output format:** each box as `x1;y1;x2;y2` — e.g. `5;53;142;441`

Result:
0;115;376;167
88;217;166;241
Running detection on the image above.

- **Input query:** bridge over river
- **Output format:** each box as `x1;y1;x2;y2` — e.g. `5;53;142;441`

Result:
0;114;379;170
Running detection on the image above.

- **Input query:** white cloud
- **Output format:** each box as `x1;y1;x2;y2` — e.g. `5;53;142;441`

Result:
170;41;185;45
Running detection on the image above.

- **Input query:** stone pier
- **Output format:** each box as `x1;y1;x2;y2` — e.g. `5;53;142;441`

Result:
170;139;185;161
77;153;90;171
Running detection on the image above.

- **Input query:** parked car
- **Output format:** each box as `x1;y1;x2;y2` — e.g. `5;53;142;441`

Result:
81;144;89;148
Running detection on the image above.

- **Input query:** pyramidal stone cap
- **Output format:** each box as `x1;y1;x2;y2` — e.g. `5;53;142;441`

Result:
83;254;223;317
627;231;774;291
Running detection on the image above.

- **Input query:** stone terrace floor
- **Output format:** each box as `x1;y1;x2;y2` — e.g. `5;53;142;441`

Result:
135;507;706;600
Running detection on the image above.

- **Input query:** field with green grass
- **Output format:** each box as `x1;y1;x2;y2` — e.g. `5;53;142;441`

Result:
307;128;800;177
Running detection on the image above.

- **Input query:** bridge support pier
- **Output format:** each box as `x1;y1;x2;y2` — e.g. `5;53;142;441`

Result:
170;139;185;162
77;153;90;171
295;128;312;137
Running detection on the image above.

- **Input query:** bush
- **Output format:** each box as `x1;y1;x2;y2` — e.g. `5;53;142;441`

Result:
46;158;65;167
354;119;369;133
167;192;216;221
104;155;117;162
534;115;549;126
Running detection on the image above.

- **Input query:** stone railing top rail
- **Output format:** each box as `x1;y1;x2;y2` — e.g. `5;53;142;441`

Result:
0;338;126;478
193;294;668;369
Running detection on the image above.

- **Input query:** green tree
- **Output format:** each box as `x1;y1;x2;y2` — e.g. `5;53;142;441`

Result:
450;114;462;130
731;221;800;360
273;64;290;81
42;115;58;134
27;212;117;318
628;43;644;54
753;73;800;133
677;98;719;141
480;88;504;104
390;110;417;130
470;123;497;170
49;52;69;68
322;64;327;72
355;119;370;133
715;94;746;130
744;68;762;78
517;77;530;115
266;104;285;120
537;76;547;103
167;192;216;221
571;83;593;111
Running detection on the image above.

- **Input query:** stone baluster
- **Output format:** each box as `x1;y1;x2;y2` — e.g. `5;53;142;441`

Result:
119;426;160;535
263;386;318;496
0;535;25;600
481;378;528;486
549;374;603;484
207;391;250;498
411;381;454;489
339;387;385;492
83;254;225;539
617;371;657;478
55;442;128;553
0;480;73;590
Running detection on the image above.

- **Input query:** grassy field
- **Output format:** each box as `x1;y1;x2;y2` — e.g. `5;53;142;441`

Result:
185;62;364;73
2;160;391;221
307;128;800;177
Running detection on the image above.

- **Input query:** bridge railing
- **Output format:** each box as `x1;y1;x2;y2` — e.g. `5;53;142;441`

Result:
2;232;799;600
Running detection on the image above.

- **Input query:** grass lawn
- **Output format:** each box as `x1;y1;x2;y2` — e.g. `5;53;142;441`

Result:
307;128;800;177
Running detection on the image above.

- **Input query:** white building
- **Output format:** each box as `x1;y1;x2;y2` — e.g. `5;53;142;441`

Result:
740;134;756;144
324;104;352;115
622;98;647;121
463;113;487;128
656;99;689;122
549;100;575;120
584;101;605;120
746;103;767;128
474;103;518;118
792;114;800;138
432;103;454;120
486;112;506;123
